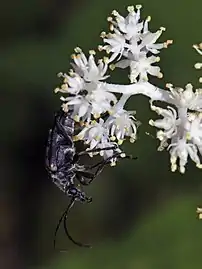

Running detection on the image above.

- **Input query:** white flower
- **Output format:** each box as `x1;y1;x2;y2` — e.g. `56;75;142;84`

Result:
56;48;110;98
106;107;139;144
61;85;117;122
100;5;172;69
166;83;202;110
76;119;109;150
90;84;117;116
115;53;162;82
149;104;180;140
56;49;118;121
100;30;126;62
55;72;85;95
60;95;92;122
71;49;110;82
168;139;201;173
110;6;143;40
140;27;171;54
74;117;125;165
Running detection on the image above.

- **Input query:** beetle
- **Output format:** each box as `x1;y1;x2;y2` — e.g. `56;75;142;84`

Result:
46;109;137;249
45;109;121;248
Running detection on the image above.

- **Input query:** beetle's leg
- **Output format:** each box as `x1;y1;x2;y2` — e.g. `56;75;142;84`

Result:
76;171;95;185
86;153;137;184
75;151;137;185
73;145;117;163
94;153;137;171
77;146;117;156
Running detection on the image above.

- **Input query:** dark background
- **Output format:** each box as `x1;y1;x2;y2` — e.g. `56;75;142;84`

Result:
1;0;202;269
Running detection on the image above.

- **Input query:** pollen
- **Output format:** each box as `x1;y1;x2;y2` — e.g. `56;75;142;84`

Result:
160;27;166;31
130;138;135;143
127;6;135;12
146;16;151;22
63;77;68;83
107;16;113;22
57;72;63;77
54;87;60;93
73;135;79;141
194;63;202;69
95;135;101;140
89;50;96;55
106;47;111;54
61;84;68;90
109;64;116;70
118;139;123;145
98;45;104;51
164;40;173;48
93;113;100;119
74;47;82;53
69;69;74;76
61;103;68;112
112;10;119;16
196;207;202;219
73;115;80;122
71;54;76;59
158;72;163;79
196;163;202;169
149;119;154;126
135;4;142;9
157;130;165;141
103;56;109;64
171;163;177;172
110;24;114;31
131;133;136;139
186;132;191;140
180;166;185;174
166;83;173;89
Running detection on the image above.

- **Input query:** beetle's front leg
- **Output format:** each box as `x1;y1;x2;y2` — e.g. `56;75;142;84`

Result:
73;145;118;163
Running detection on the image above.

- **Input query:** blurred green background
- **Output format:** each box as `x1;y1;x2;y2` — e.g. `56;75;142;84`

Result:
1;0;202;269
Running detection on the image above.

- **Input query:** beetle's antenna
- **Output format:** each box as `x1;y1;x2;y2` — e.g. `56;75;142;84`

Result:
54;198;91;249
63;207;91;248
53;198;75;250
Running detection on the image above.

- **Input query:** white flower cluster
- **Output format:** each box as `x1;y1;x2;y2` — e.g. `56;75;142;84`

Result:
99;5;172;83
55;48;139;165
54;5;202;173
